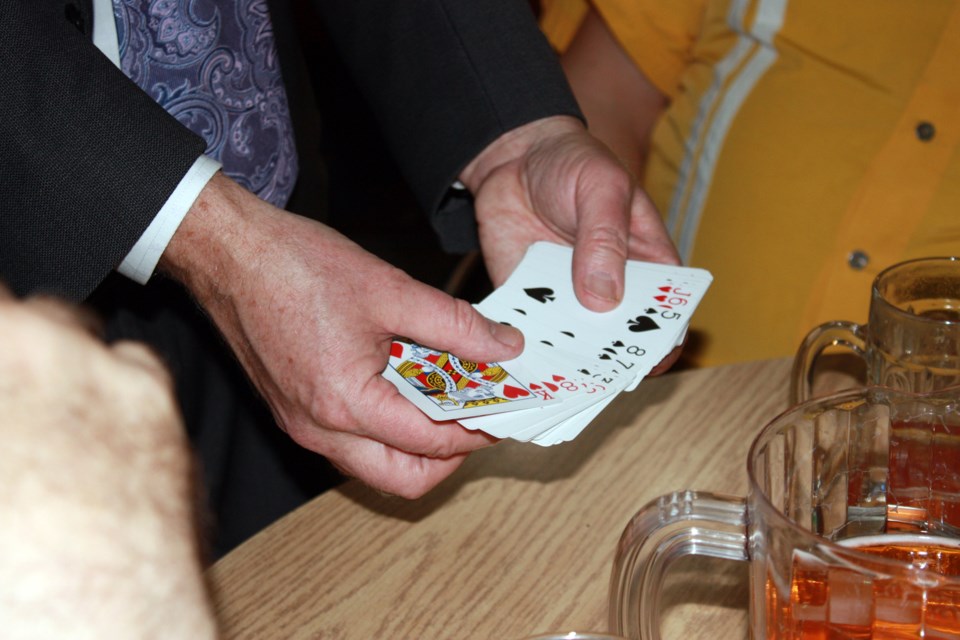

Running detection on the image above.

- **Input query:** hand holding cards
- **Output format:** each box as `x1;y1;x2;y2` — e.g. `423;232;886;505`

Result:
382;242;712;445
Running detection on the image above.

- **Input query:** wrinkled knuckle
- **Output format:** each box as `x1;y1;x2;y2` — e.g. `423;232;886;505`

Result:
285;424;314;451
582;153;632;187
379;265;415;297
449;297;481;337
403;425;459;460
309;400;356;436
425;439;459;460
586;224;629;256
394;482;431;500
390;467;444;499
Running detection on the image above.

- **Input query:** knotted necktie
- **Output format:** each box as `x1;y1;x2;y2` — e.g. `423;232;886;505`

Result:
112;0;298;208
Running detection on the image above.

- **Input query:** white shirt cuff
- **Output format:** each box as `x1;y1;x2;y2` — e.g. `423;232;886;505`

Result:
91;0;121;67
117;156;222;284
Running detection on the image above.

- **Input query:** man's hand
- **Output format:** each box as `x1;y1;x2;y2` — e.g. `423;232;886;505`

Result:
461;115;680;312
162;174;524;499
461;115;683;374
0;287;216;639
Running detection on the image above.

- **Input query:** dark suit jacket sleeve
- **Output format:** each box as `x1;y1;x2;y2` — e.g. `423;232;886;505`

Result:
0;1;207;301
315;0;583;252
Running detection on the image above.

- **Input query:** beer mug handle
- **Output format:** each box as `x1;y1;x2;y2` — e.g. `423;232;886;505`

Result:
609;491;747;640
790;320;867;404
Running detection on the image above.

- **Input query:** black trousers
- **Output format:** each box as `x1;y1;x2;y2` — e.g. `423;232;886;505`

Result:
89;276;343;560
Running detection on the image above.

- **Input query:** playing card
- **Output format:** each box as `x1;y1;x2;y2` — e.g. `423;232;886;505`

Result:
476;290;624;375
501;380;623;443
530;391;619;445
381;241;712;444
382;339;557;420
458;347;621;438
486;243;711;390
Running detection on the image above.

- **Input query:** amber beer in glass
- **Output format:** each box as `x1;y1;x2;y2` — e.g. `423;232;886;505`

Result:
792;257;960;403
768;535;960;638
609;387;960;639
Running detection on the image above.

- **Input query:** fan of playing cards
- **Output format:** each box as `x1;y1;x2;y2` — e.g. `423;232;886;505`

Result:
381;242;713;446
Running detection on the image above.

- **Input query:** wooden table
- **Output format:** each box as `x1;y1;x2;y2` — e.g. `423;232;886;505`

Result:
209;358;799;639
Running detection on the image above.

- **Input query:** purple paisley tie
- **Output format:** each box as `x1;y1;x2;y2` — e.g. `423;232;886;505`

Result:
112;0;298;208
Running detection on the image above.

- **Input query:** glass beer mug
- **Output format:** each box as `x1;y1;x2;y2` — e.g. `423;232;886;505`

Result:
792;257;960;404
610;386;960;639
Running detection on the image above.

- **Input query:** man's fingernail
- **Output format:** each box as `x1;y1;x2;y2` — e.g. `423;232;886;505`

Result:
490;321;523;350
586;271;620;302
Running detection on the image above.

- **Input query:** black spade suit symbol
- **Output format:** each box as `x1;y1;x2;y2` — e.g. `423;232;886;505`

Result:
628;316;661;333
524;287;556;303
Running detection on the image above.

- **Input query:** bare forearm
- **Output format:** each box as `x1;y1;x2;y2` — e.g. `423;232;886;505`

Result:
560;8;667;179
0;297;217;638
0;504;216;639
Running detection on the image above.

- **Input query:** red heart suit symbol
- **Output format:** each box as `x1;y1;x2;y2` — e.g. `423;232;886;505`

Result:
503;385;530;399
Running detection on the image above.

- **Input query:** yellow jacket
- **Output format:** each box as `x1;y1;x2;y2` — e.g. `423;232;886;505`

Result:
542;0;960;366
